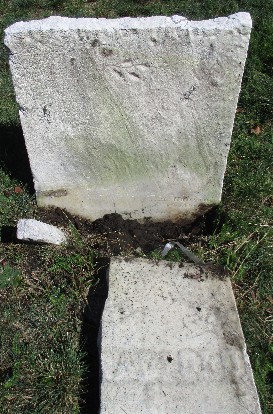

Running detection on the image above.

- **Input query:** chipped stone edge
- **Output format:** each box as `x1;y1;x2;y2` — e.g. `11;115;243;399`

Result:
4;12;252;38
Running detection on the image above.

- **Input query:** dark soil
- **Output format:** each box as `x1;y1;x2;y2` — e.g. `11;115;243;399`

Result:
37;207;216;256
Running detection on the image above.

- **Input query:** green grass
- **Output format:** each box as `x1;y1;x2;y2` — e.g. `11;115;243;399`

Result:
0;1;272;413
0;228;98;413
0;292;83;413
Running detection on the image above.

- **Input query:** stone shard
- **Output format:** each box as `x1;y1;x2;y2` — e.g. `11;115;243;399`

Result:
5;13;252;222
100;257;261;414
17;219;67;245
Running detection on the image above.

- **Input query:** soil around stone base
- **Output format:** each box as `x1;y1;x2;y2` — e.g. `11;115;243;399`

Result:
38;207;217;255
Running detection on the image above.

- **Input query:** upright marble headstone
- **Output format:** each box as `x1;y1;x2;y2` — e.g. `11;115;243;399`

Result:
5;13;252;222
100;258;261;413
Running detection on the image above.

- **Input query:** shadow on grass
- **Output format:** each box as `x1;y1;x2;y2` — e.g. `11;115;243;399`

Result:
80;258;109;414
0;124;34;193
1;225;18;242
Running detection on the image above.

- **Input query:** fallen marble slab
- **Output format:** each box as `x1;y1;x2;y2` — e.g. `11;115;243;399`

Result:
17;219;67;245
5;13;251;222
100;257;261;414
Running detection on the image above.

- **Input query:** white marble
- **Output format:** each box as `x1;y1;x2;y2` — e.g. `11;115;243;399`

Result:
100;257;261;413
5;13;251;222
17;219;67;245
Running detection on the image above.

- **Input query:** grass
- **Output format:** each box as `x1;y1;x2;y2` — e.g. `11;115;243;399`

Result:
0;223;99;413
0;0;272;413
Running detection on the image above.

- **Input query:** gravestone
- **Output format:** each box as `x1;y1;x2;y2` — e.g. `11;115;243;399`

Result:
5;13;251;222
100;257;261;413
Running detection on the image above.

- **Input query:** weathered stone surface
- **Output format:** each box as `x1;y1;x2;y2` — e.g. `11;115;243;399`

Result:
17;219;66;244
5;13;251;222
100;258;261;414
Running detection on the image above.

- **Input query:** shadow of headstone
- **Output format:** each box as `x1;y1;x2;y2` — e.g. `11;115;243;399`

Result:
79;259;109;414
0;124;34;193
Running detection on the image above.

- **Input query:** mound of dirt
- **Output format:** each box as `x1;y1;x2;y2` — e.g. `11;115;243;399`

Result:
38;208;217;256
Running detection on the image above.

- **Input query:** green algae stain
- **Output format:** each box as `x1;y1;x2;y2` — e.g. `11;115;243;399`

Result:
53;46;219;190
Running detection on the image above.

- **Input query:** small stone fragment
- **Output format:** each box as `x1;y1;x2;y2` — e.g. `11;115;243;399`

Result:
17;219;67;245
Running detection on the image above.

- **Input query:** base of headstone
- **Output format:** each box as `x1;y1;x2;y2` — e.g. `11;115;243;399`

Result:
99;258;261;414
